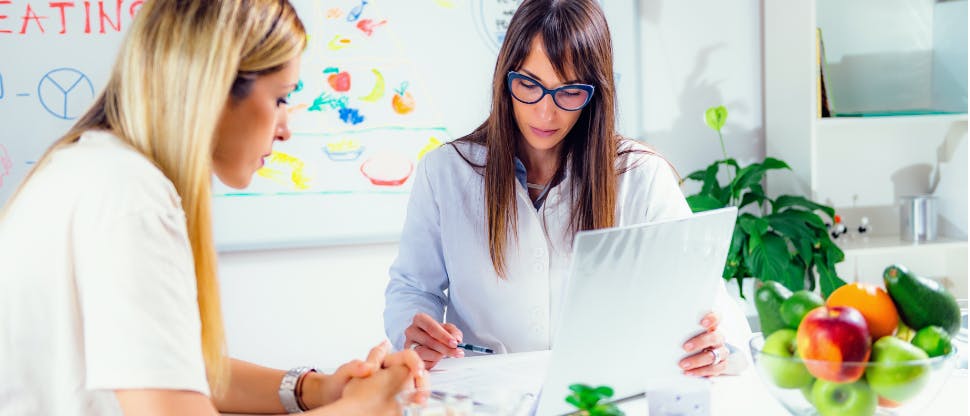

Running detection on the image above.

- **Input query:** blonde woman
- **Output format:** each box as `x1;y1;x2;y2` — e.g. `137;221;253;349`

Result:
0;1;422;415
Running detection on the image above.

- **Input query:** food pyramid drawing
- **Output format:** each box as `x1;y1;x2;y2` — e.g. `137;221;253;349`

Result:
213;0;449;197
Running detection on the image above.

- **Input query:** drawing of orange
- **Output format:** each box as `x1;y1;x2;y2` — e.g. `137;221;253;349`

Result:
392;92;415;114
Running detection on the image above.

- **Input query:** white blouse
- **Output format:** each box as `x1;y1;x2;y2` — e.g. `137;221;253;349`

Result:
0;131;208;416
384;140;750;356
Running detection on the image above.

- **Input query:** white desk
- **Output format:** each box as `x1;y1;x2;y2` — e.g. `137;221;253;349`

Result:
429;351;969;416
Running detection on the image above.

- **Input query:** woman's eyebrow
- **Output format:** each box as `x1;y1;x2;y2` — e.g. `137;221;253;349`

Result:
520;68;581;86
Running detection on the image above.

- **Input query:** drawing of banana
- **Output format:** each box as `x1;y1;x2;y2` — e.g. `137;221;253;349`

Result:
358;69;385;103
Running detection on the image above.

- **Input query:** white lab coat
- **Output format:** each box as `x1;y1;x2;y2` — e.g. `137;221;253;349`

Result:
384;140;751;356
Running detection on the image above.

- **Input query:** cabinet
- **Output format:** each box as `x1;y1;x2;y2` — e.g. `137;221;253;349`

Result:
763;0;968;297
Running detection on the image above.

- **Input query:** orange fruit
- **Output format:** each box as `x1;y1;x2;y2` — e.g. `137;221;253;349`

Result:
826;282;899;339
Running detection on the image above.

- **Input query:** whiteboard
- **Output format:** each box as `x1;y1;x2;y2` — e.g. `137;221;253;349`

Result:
0;0;639;251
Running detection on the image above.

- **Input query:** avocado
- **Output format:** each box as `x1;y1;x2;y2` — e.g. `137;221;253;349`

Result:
755;281;793;336
883;264;961;335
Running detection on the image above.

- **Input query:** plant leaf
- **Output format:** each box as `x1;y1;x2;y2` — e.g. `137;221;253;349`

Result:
746;233;791;284
593;386;615;398
816;260;847;298
772;195;836;218
739;214;769;237
569;384;593;394
684;168;709;183
724;227;746;280
705;105;728;132
779;209;828;231
730;164;768;201
818;234;845;264
779;259;806;291
760;157;791;171
700;163;722;196
739;185;766;210
686;195;725;212
565;394;583;408
766;212;816;242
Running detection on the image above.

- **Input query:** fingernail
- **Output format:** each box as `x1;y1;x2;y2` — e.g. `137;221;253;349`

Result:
681;362;690;369
702;319;711;326
684;342;694;350
449;339;458;348
455;350;465;358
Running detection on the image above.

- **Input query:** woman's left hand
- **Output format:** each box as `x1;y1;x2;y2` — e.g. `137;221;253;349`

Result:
679;312;730;377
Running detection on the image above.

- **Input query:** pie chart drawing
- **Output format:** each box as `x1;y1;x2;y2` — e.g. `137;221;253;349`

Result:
37;68;95;120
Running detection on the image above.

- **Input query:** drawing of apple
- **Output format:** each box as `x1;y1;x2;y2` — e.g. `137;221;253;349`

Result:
356;18;387;36
327;70;351;92
392;81;415;114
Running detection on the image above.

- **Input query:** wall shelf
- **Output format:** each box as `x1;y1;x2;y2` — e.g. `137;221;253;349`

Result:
764;0;968;298
815;113;968;129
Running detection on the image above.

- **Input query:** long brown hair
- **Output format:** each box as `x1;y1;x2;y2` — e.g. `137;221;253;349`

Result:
454;0;636;277
1;0;306;396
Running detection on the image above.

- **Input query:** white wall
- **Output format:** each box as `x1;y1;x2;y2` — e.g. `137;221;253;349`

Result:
637;0;764;186
220;243;399;370
221;0;768;370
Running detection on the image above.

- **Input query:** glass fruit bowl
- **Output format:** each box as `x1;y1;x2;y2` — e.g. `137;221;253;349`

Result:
749;333;958;416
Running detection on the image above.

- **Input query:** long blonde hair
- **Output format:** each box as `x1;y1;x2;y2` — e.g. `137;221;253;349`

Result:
2;0;306;396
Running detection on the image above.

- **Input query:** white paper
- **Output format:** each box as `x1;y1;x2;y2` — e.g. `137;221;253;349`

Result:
535;207;737;415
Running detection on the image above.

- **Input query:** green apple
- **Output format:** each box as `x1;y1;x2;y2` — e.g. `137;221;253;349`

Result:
911;325;953;358
761;329;814;389
866;336;930;403
811;379;877;416
779;290;824;329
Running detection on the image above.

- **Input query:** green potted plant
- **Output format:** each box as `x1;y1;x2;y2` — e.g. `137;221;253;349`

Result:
681;106;847;298
564;384;624;416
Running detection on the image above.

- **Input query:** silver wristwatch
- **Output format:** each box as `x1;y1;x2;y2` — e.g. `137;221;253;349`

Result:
278;366;316;413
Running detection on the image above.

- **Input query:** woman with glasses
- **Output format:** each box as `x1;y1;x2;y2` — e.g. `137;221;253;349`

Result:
384;0;749;375
0;1;423;415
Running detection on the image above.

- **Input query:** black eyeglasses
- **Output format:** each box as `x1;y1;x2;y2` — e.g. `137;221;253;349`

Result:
506;71;595;111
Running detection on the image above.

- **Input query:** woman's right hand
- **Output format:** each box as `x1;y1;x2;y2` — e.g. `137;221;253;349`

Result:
403;312;464;369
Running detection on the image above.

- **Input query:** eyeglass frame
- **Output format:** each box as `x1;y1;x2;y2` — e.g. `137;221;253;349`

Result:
506;71;595;111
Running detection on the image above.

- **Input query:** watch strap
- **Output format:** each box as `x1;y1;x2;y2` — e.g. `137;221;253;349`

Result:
279;366;315;413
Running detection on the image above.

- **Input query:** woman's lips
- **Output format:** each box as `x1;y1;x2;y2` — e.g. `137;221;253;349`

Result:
530;126;558;138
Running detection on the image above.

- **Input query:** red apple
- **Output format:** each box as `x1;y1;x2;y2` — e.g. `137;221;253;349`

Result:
796;306;871;383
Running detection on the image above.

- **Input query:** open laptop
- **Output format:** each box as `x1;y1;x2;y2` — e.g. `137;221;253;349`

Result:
533;207;738;415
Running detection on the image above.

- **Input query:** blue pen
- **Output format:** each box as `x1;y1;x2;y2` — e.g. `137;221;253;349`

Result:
456;342;494;354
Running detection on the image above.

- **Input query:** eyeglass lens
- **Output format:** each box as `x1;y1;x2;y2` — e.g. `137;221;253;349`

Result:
509;76;590;111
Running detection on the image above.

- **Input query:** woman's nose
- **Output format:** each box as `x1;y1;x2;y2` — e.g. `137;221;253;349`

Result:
535;93;556;121
276;112;292;141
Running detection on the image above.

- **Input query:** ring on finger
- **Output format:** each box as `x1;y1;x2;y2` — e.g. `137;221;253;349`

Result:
707;347;722;366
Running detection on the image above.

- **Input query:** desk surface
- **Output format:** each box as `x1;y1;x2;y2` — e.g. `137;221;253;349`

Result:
430;351;969;415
